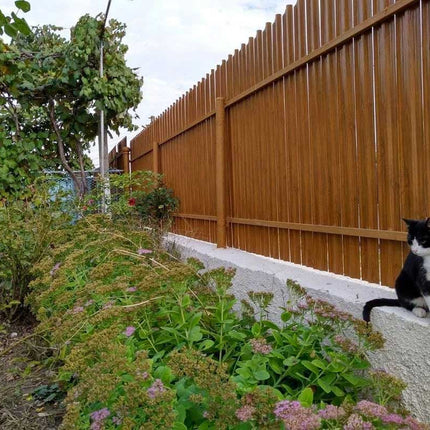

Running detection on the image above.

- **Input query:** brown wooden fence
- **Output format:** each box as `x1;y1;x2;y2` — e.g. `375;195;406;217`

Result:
108;137;130;173
126;0;430;287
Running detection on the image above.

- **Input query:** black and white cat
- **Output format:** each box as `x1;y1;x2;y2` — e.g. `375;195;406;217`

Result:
363;218;430;322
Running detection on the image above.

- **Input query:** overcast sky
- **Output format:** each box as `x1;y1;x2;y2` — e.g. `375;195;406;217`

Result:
0;0;295;166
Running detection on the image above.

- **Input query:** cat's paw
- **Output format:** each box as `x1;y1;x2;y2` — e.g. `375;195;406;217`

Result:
412;307;427;318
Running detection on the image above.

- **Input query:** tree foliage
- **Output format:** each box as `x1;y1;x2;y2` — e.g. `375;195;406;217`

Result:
0;14;143;198
0;1;31;38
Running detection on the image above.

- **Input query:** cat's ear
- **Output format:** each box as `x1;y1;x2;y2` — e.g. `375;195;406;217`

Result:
403;218;417;227
426;217;430;229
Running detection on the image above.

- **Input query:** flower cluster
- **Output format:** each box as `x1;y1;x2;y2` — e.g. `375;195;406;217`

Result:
250;338;273;355
147;379;166;399
344;413;374;430
274;400;321;430
235;405;255;422
317;404;346;420
90;407;110;430
123;326;136;337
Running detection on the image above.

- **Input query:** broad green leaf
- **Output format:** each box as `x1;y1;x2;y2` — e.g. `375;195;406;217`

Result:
317;378;332;393
302;360;319;374
188;326;203;342
4;23;18;37
254;369;270;381
331;386;345;397
15;1;31;12
198;339;214;350
298;387;314;407
283;356;298;367
311;359;327;370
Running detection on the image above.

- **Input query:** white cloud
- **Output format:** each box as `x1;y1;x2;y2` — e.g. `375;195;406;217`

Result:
0;0;295;166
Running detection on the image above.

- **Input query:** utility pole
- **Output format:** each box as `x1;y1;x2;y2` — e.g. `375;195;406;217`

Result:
99;0;112;213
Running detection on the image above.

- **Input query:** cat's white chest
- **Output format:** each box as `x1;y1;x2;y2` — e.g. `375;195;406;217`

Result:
423;256;430;281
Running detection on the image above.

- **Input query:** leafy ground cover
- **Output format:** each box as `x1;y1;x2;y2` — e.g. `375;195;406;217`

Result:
23;214;428;429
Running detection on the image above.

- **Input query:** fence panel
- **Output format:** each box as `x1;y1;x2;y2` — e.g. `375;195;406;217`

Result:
125;0;427;287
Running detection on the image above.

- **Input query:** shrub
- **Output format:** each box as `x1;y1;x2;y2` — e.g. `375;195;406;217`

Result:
0;177;72;319
80;171;178;236
26;215;429;429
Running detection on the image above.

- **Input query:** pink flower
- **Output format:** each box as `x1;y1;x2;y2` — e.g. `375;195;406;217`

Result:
318;405;346;420
344;414;374;430
138;371;149;380
126;287;137;292
235;405;255;422
403;416;428;430
72;306;84;314
381;413;404;425
274;400;321;430
250;338;272;355
147;379;165;398
90;407;110;429
124;326;136;337
137;248;152;255
50;262;61;276
84;299;94;307
354;400;387;418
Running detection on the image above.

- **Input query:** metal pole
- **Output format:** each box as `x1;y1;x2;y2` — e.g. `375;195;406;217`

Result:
98;0;112;213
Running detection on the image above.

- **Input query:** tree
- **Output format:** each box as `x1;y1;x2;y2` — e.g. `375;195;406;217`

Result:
0;14;142;197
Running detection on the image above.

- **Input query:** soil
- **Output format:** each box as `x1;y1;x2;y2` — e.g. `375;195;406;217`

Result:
0;315;63;429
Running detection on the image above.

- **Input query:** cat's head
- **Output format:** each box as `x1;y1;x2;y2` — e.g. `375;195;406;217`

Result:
403;218;430;256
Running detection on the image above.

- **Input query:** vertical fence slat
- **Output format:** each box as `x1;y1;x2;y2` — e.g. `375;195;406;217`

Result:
123;1;425;288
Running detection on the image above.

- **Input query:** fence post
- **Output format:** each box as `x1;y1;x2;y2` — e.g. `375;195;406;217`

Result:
216;97;226;248
153;141;160;174
121;146;130;174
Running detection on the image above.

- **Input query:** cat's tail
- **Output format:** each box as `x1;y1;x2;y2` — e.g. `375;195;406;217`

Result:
362;298;400;322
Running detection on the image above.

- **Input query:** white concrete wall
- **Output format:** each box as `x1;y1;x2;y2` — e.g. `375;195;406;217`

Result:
166;233;430;423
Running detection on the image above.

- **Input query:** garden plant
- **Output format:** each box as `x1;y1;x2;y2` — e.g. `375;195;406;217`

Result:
1;176;428;429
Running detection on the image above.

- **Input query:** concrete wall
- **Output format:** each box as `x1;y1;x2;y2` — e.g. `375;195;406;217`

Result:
166;233;430;423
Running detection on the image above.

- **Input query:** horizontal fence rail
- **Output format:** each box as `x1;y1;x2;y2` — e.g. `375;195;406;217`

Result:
122;0;430;287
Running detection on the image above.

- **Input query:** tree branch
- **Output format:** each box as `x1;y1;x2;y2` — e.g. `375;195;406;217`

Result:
47;98;84;197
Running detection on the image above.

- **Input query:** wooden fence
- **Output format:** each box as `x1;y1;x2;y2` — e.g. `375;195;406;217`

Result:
125;0;430;287
108;137;130;173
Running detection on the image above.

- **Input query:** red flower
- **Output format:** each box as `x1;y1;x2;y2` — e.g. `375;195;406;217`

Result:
82;206;88;211
128;198;136;206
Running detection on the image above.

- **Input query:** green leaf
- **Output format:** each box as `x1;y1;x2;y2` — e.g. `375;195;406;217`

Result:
172;423;187;430
254;369;270;381
188;326;202;343
4;23;18;37
281;311;291;322
302;360;319;374
311;359;327;370
317;378;332;393
198;339;214;350
251;323;261;337
283;356;298;367
268;359;283;375
342;373;369;387
298;387;314;407
331;386;345;397
154;366;173;384
15;1;31;12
